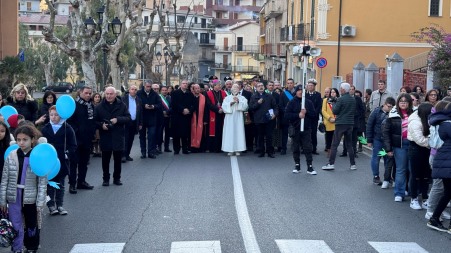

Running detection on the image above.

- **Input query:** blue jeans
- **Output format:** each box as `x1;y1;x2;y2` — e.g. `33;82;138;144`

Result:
393;139;410;197
139;125;157;155
371;139;387;177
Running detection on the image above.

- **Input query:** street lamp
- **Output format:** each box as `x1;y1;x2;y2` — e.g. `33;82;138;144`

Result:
163;46;174;86
84;5;122;91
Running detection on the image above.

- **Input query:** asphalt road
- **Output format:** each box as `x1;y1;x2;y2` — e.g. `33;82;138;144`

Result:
6;135;450;252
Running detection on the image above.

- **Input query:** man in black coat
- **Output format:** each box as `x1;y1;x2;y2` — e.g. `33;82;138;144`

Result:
67;86;96;193
284;85;317;174
238;81;254;152
249;82;278;158
279;78;296;154
171;80;195;154
341;85;365;157
305;79;322;155
121;84;142;162
159;85;172;152
94;87;131;186
137;81;162;159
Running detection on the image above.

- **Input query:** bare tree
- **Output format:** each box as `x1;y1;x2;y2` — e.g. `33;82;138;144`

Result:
42;0;144;91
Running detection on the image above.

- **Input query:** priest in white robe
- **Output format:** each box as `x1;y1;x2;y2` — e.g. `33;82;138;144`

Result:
222;83;248;155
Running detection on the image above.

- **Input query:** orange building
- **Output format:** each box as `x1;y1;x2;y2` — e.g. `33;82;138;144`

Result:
0;0;19;59
262;0;451;92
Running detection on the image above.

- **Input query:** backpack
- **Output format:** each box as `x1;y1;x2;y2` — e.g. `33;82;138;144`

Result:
429;120;451;149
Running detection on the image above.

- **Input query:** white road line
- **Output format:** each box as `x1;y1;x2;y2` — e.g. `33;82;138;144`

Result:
69;243;125;253
275;239;334;253
368;242;429;253
170;241;221;253
230;156;262;253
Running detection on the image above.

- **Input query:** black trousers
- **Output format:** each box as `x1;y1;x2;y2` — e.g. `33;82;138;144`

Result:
343;126;359;155
245;123;255;151
329;124;355;165
102;150;122;181
162;117;171;149
172;117;191;153
310;119;319;152
256;121;275;154
292;128;313;167
69;144;91;186
124;120;137;158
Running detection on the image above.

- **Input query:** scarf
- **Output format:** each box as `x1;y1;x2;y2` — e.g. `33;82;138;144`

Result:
76;96;94;119
51;119;65;134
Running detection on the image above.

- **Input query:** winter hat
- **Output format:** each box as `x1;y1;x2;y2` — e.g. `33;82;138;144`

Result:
294;84;304;93
7;114;19;128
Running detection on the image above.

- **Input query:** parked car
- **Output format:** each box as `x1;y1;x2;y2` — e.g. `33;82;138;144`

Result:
42;82;74;93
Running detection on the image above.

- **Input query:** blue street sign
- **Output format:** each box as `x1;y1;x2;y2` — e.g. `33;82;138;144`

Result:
316;57;327;68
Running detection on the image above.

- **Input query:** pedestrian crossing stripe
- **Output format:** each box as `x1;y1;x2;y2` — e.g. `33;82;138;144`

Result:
69;241;429;253
368;241;429;253
170;241;221;253
276;239;334;253
69;243;125;253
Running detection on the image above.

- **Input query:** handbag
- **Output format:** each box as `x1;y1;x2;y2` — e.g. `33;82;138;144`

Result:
318;122;326;133
0;212;17;248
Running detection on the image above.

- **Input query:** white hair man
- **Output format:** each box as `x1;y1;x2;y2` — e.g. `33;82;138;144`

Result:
322;82;357;171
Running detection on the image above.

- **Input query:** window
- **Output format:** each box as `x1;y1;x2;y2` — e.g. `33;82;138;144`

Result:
177;15;186;23
200;33;209;44
429;0;441;16
144;16;149;26
211;33;216;40
194;17;198;23
235;0;240;6
202;48;207;59
27;2;32;11
216;12;222;19
194;32;198;38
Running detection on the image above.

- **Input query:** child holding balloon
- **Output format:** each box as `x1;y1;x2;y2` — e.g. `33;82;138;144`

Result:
0;124;47;253
41;106;76;216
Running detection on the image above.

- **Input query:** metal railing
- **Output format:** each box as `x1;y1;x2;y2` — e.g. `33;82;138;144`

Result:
231;66;260;72
280;23;314;41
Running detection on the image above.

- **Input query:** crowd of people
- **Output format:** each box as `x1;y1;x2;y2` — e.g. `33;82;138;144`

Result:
0;76;450;252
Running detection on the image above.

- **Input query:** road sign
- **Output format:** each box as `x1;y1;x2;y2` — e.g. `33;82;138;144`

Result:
316;57;327;68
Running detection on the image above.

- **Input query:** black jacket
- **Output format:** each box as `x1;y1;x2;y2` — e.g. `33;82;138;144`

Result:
41;122;77;178
249;92;278;124
430;110;451;179
354;96;366;130
382;108;404;152
94;98;131;151
39;102;55;125
67;97;96;146
366;106;388;143
279;89;295;125
171;89;195;124
137;89;162;127
6;97;38;122
305;91;322;119
122;94;143;131
284;96;316;129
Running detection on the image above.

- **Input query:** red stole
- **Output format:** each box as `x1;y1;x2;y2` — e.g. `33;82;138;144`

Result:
207;90;226;136
191;94;205;148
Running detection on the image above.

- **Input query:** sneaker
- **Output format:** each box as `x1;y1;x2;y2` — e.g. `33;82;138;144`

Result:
422;200;428;209
57;206;68;215
410;198;422;210
425;212;444;221
227;152;233;156
235;152;240;156
350;165;357;170
394;196;403;202
49;206;58;216
322;164;335;170
427;217;447;232
307;166;317;175
442;210;451;220
381;181;390;189
373;176;381;185
292;165;300;174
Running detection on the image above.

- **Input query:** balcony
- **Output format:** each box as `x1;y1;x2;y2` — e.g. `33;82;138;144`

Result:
199;38;215;46
231;66;259;73
211;63;232;71
264;1;283;19
213;46;233;52
280;23;315;42
261;44;285;57
231;45;259;53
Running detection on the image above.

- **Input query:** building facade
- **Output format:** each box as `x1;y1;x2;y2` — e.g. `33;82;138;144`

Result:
261;0;451;92
0;0;19;59
18;0;41;15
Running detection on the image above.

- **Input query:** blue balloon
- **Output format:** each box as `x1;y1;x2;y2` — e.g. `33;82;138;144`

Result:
30;143;58;177
47;159;60;180
0;106;18;122
4;144;19;160
56;95;76;119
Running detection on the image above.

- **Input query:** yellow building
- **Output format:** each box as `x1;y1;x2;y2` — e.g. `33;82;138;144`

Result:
262;0;451;92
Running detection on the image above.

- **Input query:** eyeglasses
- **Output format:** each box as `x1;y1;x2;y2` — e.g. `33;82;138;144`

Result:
429;93;437;97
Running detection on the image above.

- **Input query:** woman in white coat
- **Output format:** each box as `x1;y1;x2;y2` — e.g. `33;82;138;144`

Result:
221;84;248;155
